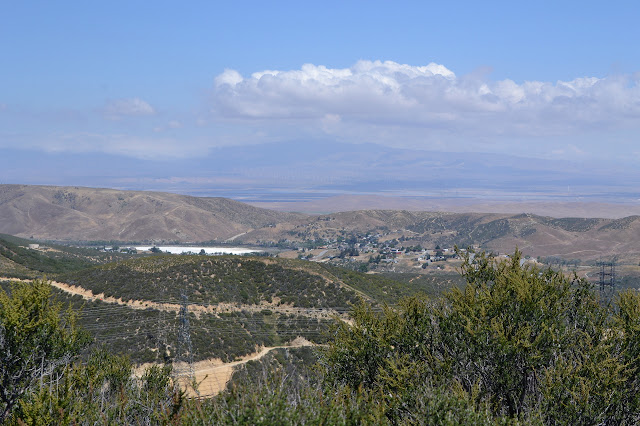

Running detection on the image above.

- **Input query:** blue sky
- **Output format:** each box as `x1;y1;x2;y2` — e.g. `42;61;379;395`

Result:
1;1;639;198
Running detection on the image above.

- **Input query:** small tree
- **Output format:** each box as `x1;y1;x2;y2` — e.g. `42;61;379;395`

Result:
16;349;183;424
0;279;89;422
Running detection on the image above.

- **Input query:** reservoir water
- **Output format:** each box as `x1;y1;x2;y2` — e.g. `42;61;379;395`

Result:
135;246;262;255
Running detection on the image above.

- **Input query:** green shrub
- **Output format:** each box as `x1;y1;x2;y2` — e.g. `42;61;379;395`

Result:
322;249;640;423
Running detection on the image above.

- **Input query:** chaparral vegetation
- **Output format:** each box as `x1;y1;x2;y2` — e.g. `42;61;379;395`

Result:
2;249;640;424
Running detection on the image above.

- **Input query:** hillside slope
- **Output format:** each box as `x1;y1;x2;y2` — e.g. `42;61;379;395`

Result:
238;210;640;261
3;252;448;365
0;234;134;278
57;255;439;308
0;184;305;242
3;185;640;261
59;255;362;308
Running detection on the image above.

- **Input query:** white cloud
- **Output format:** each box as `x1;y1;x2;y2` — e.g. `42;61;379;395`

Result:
102;97;156;119
211;60;640;154
215;69;243;86
4;61;638;163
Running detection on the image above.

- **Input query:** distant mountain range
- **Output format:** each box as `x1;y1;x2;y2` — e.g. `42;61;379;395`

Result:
3;141;639;206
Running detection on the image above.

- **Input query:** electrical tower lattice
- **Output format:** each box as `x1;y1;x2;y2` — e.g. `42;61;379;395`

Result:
174;291;194;381
597;260;616;302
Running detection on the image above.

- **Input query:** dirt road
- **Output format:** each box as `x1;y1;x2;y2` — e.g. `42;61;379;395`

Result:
188;337;315;397
0;277;346;319
1;277;328;398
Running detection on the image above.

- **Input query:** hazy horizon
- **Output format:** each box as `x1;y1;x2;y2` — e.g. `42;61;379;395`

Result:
2;2;639;208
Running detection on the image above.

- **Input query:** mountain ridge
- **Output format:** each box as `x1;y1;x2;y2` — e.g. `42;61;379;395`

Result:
0;184;306;242
3;184;640;262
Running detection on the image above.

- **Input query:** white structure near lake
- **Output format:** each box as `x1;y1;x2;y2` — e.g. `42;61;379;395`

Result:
135;246;262;255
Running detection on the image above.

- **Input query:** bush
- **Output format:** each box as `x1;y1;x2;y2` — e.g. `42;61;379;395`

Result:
322;249;640;423
0;279;89;422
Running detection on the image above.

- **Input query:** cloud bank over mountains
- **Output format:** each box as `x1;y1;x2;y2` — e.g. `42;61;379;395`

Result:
212;60;640;157
2;60;639;163
3;58;640;201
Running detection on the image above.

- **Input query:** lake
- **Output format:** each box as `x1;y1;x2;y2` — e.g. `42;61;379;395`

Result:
135;246;263;255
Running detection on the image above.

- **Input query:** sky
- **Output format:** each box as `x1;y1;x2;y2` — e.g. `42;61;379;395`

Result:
1;1;639;200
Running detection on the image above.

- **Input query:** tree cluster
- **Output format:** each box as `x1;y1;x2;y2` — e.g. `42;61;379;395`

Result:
323;250;640;423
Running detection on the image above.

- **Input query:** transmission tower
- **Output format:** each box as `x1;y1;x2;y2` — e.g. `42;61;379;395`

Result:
597;259;616;302
156;305;170;363
174;290;194;381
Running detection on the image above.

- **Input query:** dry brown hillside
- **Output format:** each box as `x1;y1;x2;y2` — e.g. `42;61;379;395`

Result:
0;185;306;242
237;210;640;262
2;185;640;262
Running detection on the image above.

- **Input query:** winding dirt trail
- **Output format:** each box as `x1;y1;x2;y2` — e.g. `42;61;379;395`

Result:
0;277;347;319
183;336;315;397
51;279;346;318
225;231;249;242
2;277;328;397
3;278;338;397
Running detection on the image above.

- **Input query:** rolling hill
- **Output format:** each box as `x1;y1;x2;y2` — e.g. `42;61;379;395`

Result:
0;184;305;242
2;184;640;262
0;233;134;278
236;210;640;262
56;255;446;309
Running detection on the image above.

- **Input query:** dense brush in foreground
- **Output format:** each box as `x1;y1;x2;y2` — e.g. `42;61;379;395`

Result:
3;250;640;424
